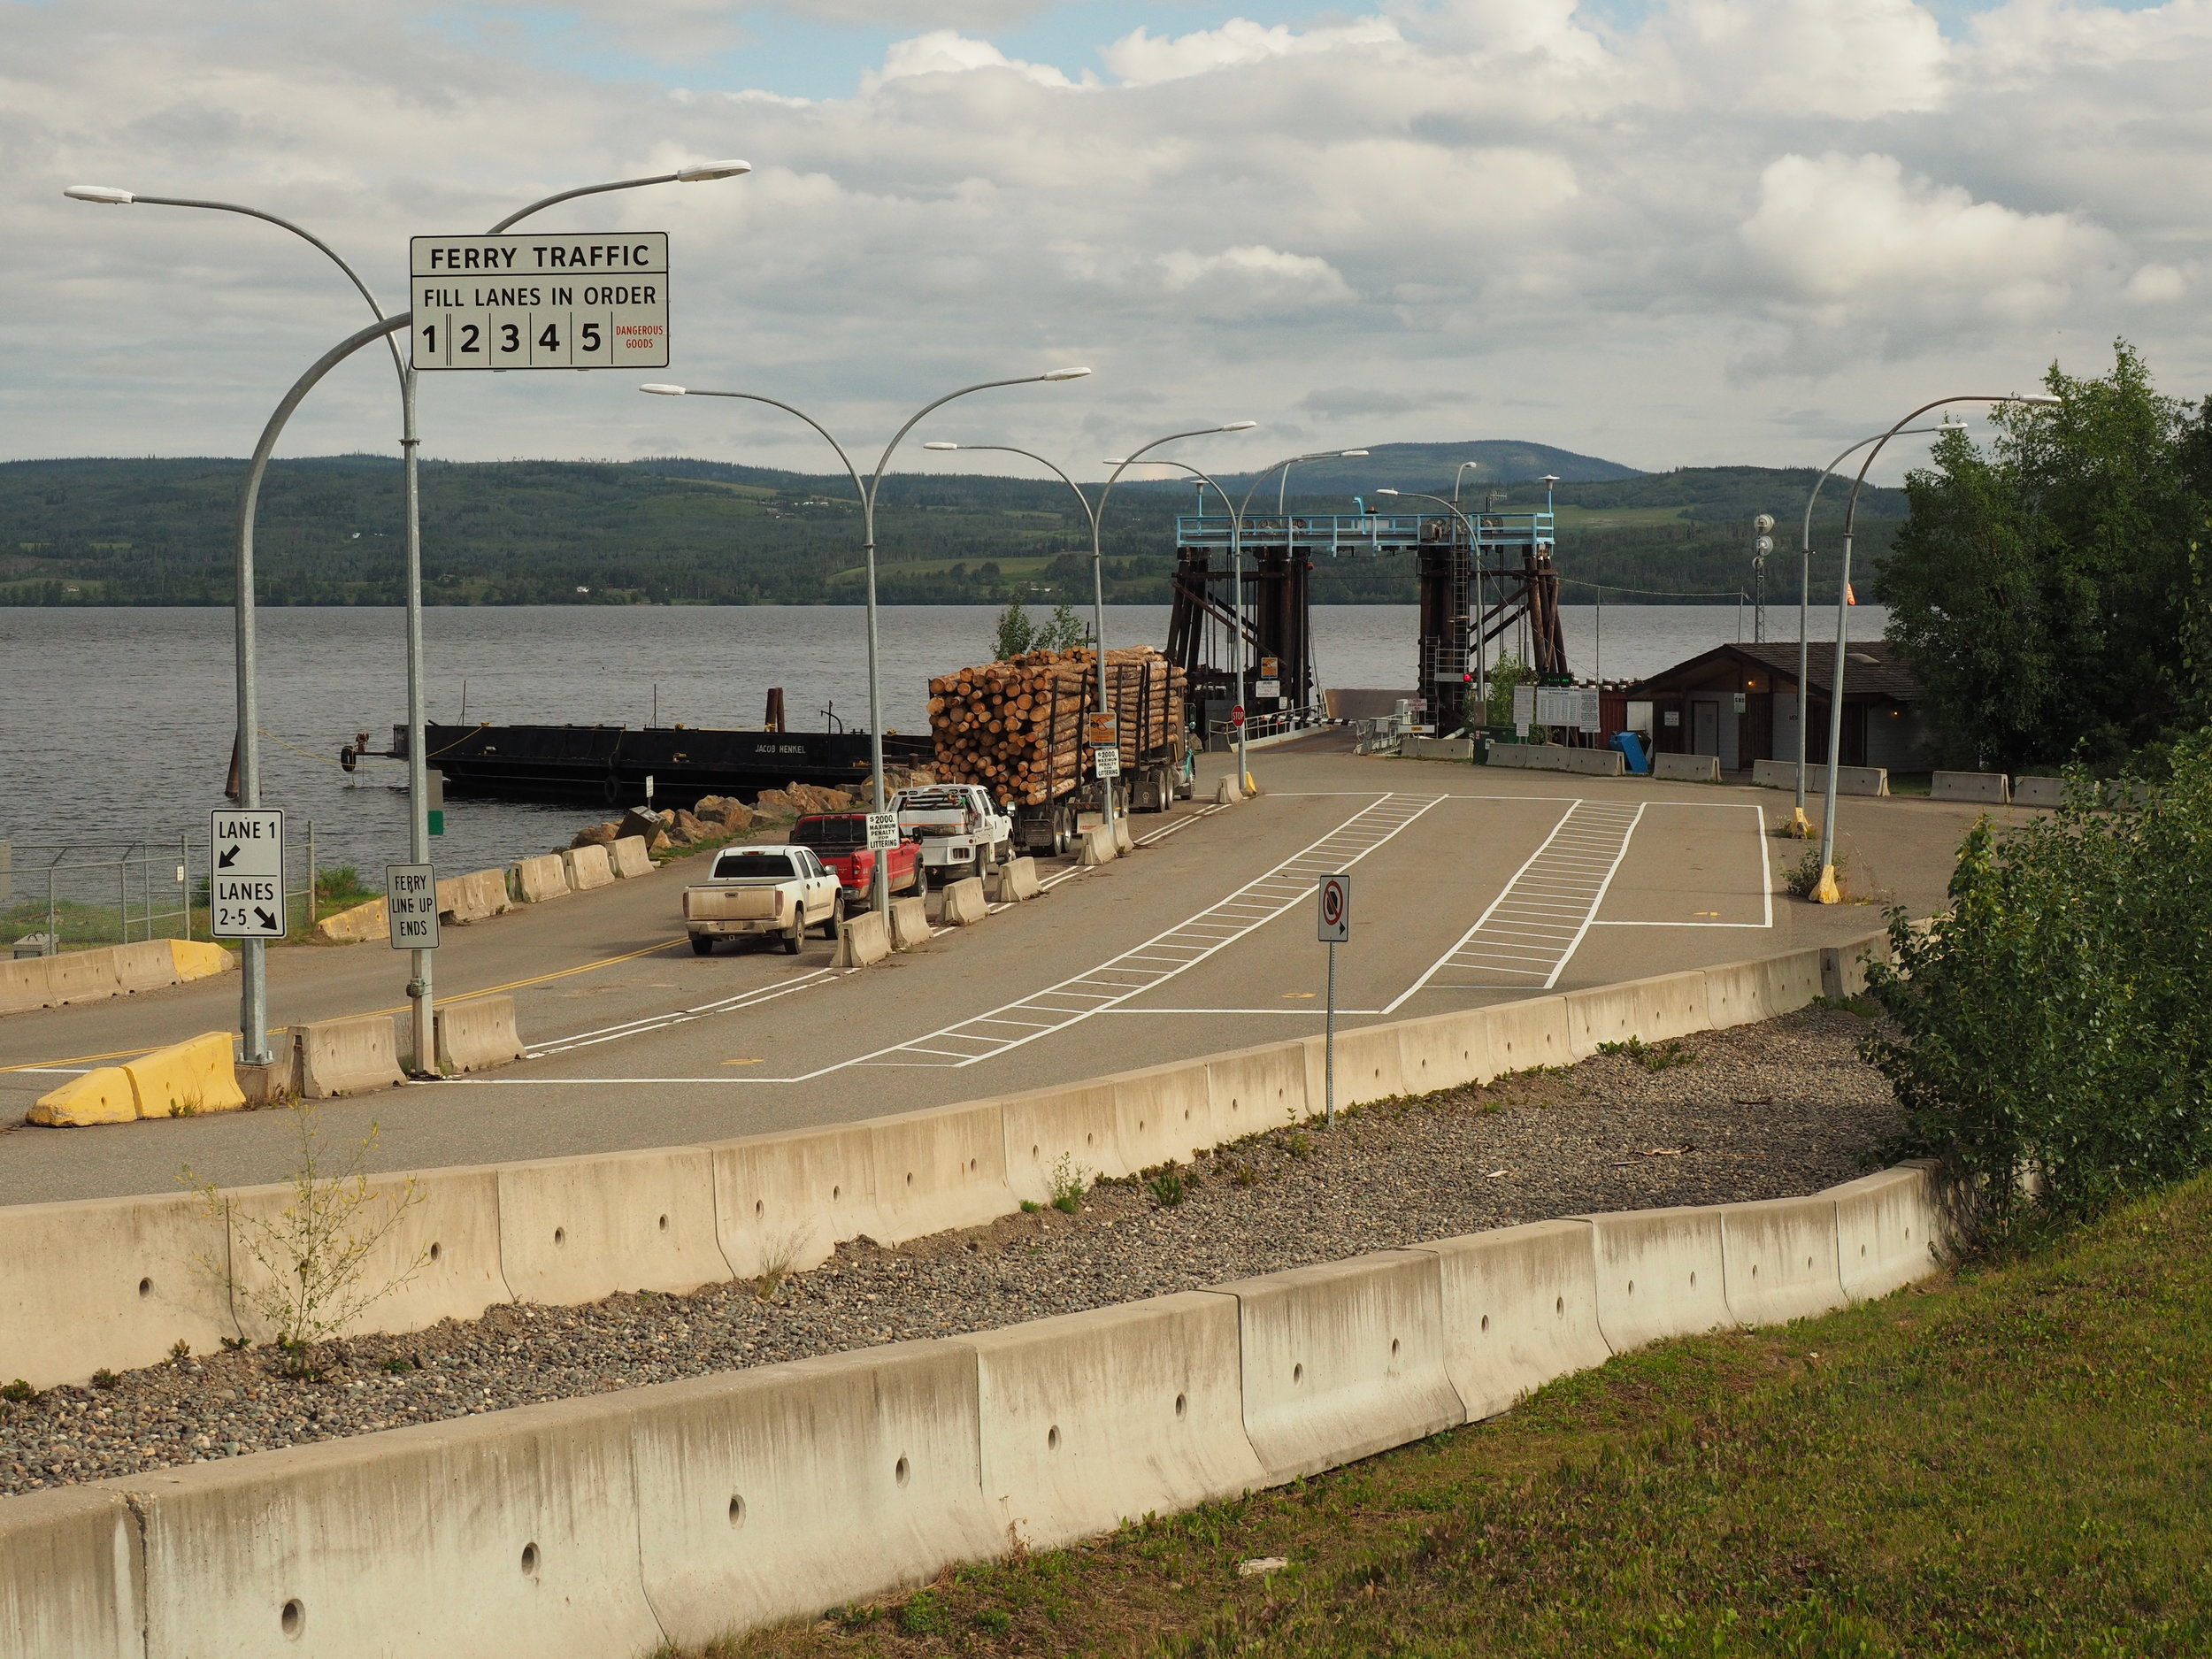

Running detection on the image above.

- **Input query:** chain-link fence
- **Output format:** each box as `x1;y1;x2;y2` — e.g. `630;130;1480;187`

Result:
1;827;331;955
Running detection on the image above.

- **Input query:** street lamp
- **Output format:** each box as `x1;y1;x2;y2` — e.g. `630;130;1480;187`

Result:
1277;449;1367;515
641;369;1093;907
67;161;750;1068
1376;489;1485;727
1451;460;1483;503
1788;418;1966;833
1808;393;2062;904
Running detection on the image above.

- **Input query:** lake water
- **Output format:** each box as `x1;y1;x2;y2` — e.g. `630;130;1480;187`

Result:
0;603;1889;877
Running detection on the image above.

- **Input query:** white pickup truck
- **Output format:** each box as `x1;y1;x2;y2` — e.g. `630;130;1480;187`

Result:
681;845;841;956
892;784;1013;885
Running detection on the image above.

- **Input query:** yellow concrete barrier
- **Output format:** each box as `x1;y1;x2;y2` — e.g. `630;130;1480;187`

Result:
314;897;388;942
169;939;234;981
27;1067;139;1127
123;1032;247;1119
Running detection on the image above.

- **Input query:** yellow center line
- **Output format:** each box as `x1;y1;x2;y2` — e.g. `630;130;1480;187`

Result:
1;936;686;1074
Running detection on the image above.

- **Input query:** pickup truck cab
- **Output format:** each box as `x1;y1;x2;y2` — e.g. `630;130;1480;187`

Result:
792;812;922;909
681;844;841;956
891;784;1013;884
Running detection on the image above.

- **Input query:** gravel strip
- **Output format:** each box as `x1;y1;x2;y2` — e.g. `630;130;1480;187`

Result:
0;1006;1894;1496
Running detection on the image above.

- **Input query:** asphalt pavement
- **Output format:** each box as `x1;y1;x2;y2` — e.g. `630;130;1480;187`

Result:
0;735;2015;1204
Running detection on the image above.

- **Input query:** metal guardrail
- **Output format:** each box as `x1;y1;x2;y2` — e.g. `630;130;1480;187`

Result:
1173;509;1557;559
1;828;325;955
1206;705;1326;748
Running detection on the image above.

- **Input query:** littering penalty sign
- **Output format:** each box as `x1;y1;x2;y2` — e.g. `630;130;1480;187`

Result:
1317;872;1351;942
210;809;285;940
411;233;668;371
866;812;900;851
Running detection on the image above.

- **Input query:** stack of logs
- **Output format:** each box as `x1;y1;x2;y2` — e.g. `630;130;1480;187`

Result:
927;647;1185;806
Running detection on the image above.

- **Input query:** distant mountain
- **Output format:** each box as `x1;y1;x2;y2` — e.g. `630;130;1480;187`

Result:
1196;439;1644;498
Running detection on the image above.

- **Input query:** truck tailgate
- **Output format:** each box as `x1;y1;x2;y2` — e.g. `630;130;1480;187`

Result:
684;886;784;922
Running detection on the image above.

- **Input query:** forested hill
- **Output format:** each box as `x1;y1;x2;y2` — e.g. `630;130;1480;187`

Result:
0;452;1904;608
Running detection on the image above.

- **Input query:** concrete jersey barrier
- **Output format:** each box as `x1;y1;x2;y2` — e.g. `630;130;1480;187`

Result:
0;1158;1952;1648
2013;776;2063;809
562;844;616;891
510;852;570;903
296;1013;405;1099
434;995;526;1075
1932;770;2010;804
887;895;930;950
1753;757;1888;796
609;835;653;878
937;876;987;926
1652;752;1719;783
833;910;893;970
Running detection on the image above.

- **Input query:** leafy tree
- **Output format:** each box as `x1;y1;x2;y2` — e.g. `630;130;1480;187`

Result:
1039;600;1091;650
993;597;1036;660
1875;342;2212;771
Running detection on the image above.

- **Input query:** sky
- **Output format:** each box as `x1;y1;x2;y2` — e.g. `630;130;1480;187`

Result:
4;0;2207;482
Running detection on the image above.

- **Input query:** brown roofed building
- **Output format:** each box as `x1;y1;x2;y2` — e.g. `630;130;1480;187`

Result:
1625;641;1930;772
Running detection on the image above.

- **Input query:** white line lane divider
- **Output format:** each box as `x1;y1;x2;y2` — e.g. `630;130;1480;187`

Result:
1386;799;1647;1005
839;792;1446;1071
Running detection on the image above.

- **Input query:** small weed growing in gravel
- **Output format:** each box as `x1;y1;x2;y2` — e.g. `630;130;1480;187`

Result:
1813;993;1879;1018
0;1380;32;1403
831;1604;880;1630
380;1354;418;1374
168;1339;191;1363
974;1609;1014;1634
220;1335;249;1352
752;1225;810;1302
1148;1167;1187;1208
899;1592;950;1637
1284;1132;1315;1160
1049;1154;1090;1215
1785;844;1850;899
1019;1199;1043;1214
1232;1163;1261;1187
91;1369;119;1390
1599;1037;1696;1072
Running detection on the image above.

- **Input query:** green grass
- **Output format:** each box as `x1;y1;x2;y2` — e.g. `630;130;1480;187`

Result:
3;865;379;951
692;1174;2212;1658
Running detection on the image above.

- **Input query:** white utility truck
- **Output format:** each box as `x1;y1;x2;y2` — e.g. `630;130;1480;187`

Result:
681;844;841;955
891;784;1013;885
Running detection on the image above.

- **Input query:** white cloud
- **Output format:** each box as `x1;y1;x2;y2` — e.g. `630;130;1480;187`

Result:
4;0;2210;478
1102;16;1400;86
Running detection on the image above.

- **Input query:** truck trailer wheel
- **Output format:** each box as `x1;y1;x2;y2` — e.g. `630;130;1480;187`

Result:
689;934;714;956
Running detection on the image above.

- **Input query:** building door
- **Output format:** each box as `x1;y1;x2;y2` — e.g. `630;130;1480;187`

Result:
1841;703;1869;768
1692;700;1719;756
1746;695;1773;764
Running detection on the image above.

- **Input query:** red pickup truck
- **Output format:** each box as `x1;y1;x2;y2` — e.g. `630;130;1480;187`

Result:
791;812;922;908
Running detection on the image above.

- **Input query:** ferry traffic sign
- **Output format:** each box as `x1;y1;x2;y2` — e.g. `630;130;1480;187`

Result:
386;864;441;951
411;233;669;371
210;809;285;940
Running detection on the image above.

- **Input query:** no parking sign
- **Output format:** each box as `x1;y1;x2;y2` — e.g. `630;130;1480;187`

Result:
1317;873;1351;942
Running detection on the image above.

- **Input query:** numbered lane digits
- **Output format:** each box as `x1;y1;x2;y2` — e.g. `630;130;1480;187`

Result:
410;232;667;372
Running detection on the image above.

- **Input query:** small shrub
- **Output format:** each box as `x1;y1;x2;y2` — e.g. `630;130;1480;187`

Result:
380;1354;417;1374
899;1592;950;1637
1231;1163;1260;1188
1048;1153;1089;1215
168;1339;191;1363
1597;1036;1695;1071
1785;845;1850;900
91;1368;119;1390
974;1609;1014;1634
1283;1132;1314;1160
0;1379;33;1402
1018;1199;1042;1215
1147;1167;1187;1208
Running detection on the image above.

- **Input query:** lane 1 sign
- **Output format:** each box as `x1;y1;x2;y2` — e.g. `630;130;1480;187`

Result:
411;233;669;371
1317;872;1351;942
210;809;285;940
386;864;441;951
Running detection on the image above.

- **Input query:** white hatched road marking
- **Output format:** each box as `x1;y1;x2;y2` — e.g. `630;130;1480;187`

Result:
840;792;1444;1070
1385;800;1647;1005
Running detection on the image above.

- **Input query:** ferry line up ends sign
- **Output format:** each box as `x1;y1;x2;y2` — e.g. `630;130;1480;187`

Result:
410;233;669;371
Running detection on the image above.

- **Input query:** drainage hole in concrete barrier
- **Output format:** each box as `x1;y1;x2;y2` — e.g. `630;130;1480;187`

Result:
280;1600;304;1640
1752;1264;1760;1279
553;1228;565;1247
1626;1280;1635;1297
1861;1244;1869;1257
895;1455;910;1487
137;1277;152;1298
1806;1256;1814;1270
520;1542;540;1576
1481;1314;1492;1333
1032;1144;1040;1158
728;1494;746;1530
832;1186;841;1201
1175;1393;1187;1419
1048;1425;1061;1451
658;1215;670;1232
968;1158;978;1172
1688;1272;1697;1287
1391;1338;1401;1358
428;1243;442;1263
1292;1363;1304;1385
755;1199;765;1219
905;1172;913;1186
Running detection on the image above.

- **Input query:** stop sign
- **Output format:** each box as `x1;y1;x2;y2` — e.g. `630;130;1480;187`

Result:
1231;704;1246;728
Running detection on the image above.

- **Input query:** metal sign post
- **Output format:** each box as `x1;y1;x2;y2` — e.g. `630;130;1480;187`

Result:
410;233;670;371
1316;873;1351;1127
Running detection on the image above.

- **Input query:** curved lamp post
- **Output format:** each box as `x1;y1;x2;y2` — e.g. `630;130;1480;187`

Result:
65;161;750;1064
1788;417;1964;832
641;369;1093;909
1376;489;1484;726
1809;392;2061;904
